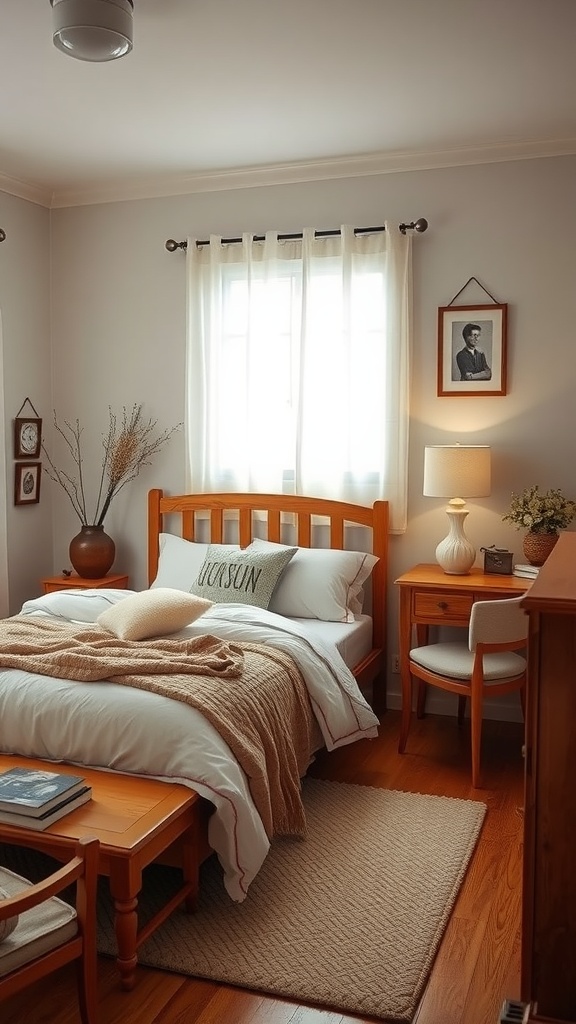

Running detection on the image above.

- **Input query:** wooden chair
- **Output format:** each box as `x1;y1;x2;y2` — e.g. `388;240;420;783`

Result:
0;836;99;1023
399;595;528;787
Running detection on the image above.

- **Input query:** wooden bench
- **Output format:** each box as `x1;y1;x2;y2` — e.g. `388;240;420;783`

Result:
0;754;212;990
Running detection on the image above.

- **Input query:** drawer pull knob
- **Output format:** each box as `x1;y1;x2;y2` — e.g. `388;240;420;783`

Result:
437;601;448;610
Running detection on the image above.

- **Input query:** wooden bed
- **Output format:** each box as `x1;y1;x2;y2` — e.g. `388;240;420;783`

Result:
0;489;389;986
147;488;389;712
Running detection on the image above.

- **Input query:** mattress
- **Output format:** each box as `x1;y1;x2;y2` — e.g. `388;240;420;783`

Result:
290;614;373;669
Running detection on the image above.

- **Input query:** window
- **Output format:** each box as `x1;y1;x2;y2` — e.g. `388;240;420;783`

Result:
186;226;411;531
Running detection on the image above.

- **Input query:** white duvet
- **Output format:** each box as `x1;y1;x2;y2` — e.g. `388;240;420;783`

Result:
0;591;379;901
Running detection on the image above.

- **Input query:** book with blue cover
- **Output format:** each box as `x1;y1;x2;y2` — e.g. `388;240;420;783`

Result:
0;766;88;816
0;787;92;830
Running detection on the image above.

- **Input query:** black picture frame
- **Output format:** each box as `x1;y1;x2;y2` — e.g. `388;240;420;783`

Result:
14;462;41;505
437;303;508;396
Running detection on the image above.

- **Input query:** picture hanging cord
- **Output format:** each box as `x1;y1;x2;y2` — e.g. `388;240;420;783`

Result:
15;397;41;418
447;276;500;306
165;218;429;252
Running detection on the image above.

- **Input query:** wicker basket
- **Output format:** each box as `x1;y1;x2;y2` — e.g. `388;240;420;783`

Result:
522;531;559;566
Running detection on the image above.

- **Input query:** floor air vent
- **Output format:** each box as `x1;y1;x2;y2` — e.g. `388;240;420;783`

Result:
499;999;529;1023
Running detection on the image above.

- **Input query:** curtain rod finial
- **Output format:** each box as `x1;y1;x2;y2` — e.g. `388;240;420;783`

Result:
165;238;187;252
399;218;428;235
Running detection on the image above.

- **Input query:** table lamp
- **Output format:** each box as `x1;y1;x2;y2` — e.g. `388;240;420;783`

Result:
423;444;491;574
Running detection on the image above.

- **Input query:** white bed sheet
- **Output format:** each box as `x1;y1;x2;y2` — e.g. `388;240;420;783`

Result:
0;593;379;902
290;614;373;669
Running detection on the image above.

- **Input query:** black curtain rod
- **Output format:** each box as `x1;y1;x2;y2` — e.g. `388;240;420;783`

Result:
165;218;428;252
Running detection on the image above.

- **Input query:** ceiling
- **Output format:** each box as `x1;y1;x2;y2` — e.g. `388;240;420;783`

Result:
2;0;576;208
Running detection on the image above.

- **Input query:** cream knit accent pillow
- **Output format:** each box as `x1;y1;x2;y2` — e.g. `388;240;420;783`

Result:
97;588;212;641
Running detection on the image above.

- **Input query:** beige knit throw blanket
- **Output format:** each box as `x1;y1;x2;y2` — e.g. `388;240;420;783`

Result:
0;616;316;839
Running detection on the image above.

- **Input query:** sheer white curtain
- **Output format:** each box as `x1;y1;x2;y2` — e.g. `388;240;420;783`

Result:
185;224;411;532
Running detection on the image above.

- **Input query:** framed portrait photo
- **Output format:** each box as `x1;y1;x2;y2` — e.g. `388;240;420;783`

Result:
14;462;41;506
437;303;507;397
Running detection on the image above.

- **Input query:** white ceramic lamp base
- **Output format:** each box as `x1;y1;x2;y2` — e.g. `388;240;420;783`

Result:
435;502;476;575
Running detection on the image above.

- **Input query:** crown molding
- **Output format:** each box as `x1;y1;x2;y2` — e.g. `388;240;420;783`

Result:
3;137;576;210
0;172;53;208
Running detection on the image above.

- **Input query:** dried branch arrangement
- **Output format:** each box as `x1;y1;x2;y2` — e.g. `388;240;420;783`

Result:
42;404;181;525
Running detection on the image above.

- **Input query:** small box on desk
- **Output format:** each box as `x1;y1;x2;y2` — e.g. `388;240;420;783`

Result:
481;546;514;575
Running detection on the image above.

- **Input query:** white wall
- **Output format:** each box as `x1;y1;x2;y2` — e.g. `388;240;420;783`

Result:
0;191;52;613
20;152;576;715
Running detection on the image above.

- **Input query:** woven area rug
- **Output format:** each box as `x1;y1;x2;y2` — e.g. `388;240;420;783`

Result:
1;779;486;1022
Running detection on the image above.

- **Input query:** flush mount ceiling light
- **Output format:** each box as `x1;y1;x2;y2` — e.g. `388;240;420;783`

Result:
51;0;134;62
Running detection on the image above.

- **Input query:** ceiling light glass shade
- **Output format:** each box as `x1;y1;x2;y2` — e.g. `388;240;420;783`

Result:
423;445;491;575
51;0;134;62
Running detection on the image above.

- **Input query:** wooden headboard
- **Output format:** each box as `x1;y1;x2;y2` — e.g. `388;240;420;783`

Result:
148;489;389;711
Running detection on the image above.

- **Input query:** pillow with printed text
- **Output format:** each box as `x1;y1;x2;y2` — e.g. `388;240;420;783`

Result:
190;544;297;609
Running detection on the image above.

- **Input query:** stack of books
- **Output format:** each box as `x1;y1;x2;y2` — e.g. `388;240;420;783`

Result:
0;766;92;830
513;563;540;580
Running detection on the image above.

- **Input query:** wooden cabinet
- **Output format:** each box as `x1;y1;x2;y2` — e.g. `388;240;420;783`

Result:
520;533;576;1023
41;573;129;594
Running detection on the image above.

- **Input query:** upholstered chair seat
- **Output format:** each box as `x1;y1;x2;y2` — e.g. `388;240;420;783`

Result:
409;642;526;682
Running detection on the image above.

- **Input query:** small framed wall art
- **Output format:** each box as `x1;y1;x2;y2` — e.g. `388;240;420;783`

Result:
437;303;507;397
13;397;42;458
13;416;42;458
14;462;42;506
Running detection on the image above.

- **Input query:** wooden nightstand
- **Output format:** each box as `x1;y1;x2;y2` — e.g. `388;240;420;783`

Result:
41;573;130;594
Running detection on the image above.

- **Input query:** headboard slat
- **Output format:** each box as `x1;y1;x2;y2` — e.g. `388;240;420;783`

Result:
238;508;252;547
210;509;224;543
296;513;312;547
330;518;345;549
182;510;195;541
267;510;281;542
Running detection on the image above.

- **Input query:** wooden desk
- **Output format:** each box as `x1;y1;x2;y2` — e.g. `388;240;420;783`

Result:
394;564;530;746
0;753;211;990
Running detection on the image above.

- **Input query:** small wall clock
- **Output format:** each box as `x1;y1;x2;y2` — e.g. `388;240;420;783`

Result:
14;417;42;459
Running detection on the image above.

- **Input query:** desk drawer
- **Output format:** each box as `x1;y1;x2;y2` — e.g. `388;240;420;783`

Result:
413;591;473;622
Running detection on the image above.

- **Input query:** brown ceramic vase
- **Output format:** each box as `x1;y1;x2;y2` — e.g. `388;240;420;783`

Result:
69;525;115;579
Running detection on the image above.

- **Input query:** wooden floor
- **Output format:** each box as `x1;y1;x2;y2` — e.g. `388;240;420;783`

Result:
2;709;525;1024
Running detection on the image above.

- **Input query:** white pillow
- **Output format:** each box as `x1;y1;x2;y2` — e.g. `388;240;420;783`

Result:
0;886;18;942
150;534;240;591
248;538;378;622
20;589;135;624
97;588;213;641
190;544;297;609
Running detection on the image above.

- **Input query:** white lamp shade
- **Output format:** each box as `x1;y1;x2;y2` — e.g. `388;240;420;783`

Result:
423;445;491;499
51;0;134;62
423;444;491;575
